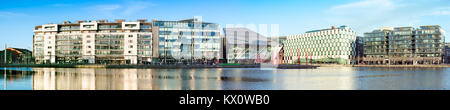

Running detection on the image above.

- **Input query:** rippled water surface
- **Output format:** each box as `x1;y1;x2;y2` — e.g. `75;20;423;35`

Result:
1;67;450;90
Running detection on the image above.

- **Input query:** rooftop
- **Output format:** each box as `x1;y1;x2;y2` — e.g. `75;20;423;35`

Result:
367;25;442;33
305;25;349;33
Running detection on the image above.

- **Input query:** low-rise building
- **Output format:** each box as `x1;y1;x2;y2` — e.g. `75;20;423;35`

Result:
0;48;33;64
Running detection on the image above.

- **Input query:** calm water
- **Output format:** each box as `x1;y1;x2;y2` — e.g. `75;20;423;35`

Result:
1;67;450;90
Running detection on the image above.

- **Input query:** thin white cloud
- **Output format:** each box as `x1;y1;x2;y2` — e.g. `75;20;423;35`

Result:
122;1;156;15
330;0;394;11
83;4;121;17
50;4;71;7
429;7;450;16
89;4;121;11
431;11;450;16
327;0;397;17
324;0;431;35
0;11;28;18
84;1;156;17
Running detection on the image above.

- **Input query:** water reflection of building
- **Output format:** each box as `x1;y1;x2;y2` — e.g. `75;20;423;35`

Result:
354;68;446;90
1;69;34;90
278;67;356;90
33;68;56;90
33;68;147;90
31;68;224;90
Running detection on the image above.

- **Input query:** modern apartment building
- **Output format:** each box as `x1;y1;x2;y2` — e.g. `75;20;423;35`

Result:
223;28;271;64
33;18;220;64
283;26;357;64
363;25;445;65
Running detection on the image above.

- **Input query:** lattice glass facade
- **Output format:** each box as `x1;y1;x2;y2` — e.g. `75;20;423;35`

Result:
283;26;357;64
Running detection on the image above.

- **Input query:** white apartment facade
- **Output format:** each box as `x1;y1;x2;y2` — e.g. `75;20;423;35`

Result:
33;19;153;64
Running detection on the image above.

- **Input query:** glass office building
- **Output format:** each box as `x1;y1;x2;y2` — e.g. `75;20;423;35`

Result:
152;18;221;64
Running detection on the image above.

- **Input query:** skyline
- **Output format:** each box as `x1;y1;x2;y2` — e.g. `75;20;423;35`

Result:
0;0;450;50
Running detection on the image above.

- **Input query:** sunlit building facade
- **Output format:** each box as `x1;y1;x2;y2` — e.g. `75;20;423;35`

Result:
33;19;153;64
283;26;357;64
33;18;221;64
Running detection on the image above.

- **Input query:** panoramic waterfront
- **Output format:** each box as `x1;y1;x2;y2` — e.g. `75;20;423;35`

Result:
1;67;450;90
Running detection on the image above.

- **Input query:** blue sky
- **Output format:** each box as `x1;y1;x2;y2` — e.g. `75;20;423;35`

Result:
0;0;449;50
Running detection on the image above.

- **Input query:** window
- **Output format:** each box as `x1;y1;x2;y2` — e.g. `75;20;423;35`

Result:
128;51;132;54
125;24;137;28
83;25;95;28
128;35;133;37
48;46;52;49
44;26;55;30
129;40;133;43
88;46;91;49
129;45;133;48
87;40;91;43
87;35;91;38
